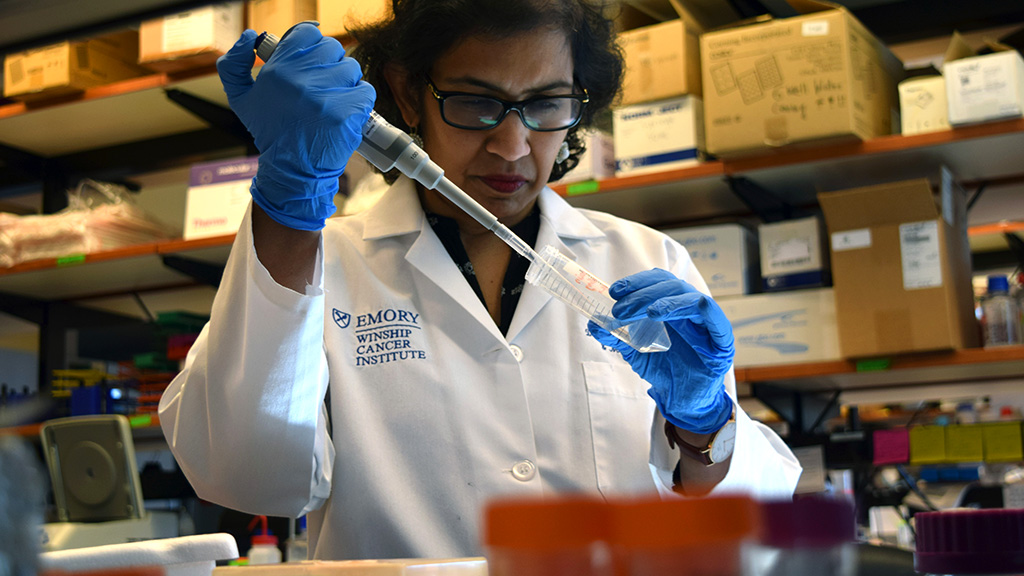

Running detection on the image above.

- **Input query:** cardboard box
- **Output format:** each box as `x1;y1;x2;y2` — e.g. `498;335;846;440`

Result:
663;223;758;297
946;424;984;463
139;3;243;72
184;157;259;240
758;216;828;291
318;0;390;38
818;177;980;358
899;76;950;135
909;425;946;465
982;422;1024;462
3;31;146;100
945;50;1024;126
619;17;701;106
612;96;703;176
554;130;615;184
717;288;840;367
248;0;317;39
700;0;903;156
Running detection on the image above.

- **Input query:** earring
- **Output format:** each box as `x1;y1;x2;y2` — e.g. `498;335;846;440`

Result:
410;126;425;149
555;141;570;164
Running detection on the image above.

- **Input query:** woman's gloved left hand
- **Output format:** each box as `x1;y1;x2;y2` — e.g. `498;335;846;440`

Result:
588;268;735;435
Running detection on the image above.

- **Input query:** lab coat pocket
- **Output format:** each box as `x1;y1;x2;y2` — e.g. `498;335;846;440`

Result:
582;361;657;496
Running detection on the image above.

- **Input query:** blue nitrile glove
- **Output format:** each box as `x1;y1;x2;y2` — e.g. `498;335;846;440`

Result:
217;24;376;230
588;268;735;435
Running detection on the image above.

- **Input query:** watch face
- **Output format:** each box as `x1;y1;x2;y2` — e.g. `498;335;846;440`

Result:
710;421;737;463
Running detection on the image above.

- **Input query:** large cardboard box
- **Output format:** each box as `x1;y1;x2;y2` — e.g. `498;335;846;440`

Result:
612;95;703;175
718;288;840;367
139;3;243;72
663;223;758;297
818;177;979;358
944;50;1024;126
248;0;317;39
184;157;259;240
3;31;146;100
318;0;390;38
619;17;701;106
700;0;903;157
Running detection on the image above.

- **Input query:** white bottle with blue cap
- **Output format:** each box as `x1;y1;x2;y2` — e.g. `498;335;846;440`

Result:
981;274;1021;346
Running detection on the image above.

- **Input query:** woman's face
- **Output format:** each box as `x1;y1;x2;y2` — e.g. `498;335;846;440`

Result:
412;28;575;227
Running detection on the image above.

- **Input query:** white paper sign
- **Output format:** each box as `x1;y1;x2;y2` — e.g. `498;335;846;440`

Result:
832;229;872;252
900;220;943;289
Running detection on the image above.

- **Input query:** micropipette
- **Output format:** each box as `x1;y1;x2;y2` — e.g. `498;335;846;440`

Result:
255;27;670;353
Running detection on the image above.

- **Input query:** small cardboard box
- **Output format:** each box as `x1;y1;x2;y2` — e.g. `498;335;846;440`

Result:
982;421;1024;462
946;424;984;463
899;76;949;135
612;95;703;176
758;215;829;292
909;425;946;465
318;0;391;38
700;0;903;156
818;177;979;358
663;223;759;297
717;288;840;367
184;157;259;240
3;31;146;100
139;3;243;72
945;50;1024;126
554;130;615;184
618;16;702;105
247;0;317;39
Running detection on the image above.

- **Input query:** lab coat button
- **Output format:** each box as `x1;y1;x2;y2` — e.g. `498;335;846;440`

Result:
511;460;536;481
509;345;524;362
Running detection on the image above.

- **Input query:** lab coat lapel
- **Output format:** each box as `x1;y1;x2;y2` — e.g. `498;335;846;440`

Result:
364;177;505;344
505;188;606;342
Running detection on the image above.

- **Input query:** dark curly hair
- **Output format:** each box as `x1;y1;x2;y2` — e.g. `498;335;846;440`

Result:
351;0;623;183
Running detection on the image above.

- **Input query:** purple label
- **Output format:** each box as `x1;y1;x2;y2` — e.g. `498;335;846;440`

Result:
189;157;259;187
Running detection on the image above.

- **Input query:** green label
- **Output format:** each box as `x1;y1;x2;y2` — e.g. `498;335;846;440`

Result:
56;254;86;267
566;180;600;196
129;414;153;428
856;358;891;372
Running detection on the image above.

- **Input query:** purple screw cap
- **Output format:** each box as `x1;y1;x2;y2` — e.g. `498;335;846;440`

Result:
915;508;1024;574
760;496;857;549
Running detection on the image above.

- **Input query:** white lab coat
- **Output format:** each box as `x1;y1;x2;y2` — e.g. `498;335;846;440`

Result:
159;176;801;560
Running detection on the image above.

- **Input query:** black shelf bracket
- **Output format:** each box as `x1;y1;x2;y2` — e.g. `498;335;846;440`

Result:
161;255;225;288
164;88;256;154
725;176;801;223
751;382;842;440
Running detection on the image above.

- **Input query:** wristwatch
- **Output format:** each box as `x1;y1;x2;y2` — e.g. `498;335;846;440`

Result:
665;414;737;467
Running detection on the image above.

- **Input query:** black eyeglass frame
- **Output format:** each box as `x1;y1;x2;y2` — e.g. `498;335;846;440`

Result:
425;76;590;132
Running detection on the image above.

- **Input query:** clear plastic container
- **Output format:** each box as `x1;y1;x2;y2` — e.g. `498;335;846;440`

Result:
752;497;857;576
915;508;1024;575
285;516;308;562
526;244;672;353
981;275;1021;347
609;496;759;576
484;497;612;576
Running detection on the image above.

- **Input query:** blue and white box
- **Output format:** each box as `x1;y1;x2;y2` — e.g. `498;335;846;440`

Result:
758;215;830;291
664;223;758;297
612;95;703;176
718;288;840;367
184;156;258;240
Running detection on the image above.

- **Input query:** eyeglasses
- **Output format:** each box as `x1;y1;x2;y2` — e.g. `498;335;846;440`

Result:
426;76;589;132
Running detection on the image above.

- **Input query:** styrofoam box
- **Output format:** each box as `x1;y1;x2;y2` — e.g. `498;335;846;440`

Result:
184;157;258;240
717;288;840;367
944;50;1024;126
612;95;703;176
899;75;949;135
554;129;615;184
40;533;238;576
663;224;758;297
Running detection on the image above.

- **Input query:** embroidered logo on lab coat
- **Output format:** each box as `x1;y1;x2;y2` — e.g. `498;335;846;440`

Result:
335;307;428;367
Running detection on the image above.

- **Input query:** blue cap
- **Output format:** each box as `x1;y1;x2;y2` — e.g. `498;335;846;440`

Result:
987;275;1009;293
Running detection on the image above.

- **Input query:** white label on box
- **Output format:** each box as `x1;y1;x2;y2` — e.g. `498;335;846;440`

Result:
802;20;829;37
767;237;811;269
900;220;943;289
163;8;215;53
832;229;871;252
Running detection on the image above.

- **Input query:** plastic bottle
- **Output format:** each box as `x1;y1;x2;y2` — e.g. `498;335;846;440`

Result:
609;496;759;576
915;508;1024;575
246;515;282;565
484;497;612;576
752;497;857;576
286;516;309;562
981;275;1021;346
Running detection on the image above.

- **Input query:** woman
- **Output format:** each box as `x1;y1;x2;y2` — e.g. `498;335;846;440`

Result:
159;0;801;561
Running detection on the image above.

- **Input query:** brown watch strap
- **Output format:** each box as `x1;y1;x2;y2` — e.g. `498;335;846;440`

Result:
665;420;715;466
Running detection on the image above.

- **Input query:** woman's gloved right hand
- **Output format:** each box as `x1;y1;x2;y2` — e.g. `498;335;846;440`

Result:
217;23;376;231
